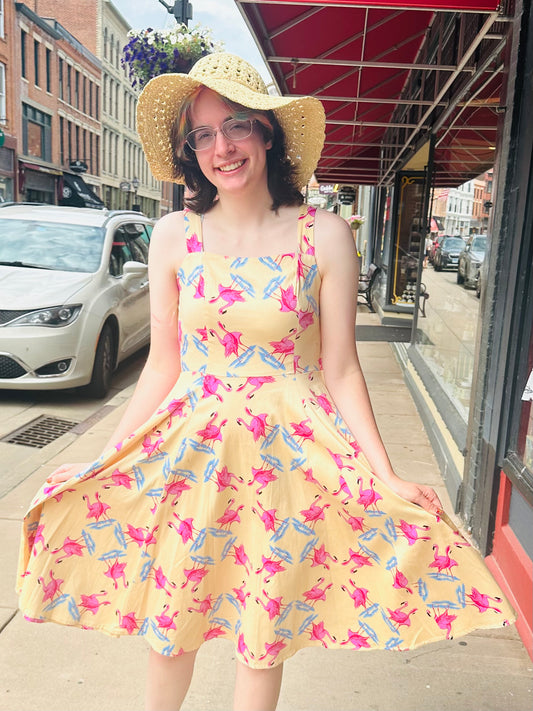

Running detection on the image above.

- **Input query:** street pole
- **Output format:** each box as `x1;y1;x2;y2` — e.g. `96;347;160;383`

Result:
157;0;193;26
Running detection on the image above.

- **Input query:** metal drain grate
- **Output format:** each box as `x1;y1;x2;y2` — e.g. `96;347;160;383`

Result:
2;415;80;448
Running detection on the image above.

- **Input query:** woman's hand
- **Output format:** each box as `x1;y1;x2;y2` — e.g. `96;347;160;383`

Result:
46;463;89;485
387;478;443;515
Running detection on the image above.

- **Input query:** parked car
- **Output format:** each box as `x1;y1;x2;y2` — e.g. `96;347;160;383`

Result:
457;234;487;288
0;204;154;397
433;236;465;271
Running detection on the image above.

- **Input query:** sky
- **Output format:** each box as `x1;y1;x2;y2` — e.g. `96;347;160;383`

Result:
110;0;271;82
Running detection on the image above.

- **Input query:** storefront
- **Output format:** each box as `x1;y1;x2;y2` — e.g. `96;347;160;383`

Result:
18;160;62;204
0;134;17;202
60;172;104;209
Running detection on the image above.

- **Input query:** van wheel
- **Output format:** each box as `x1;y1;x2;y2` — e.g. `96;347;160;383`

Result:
456;268;464;284
86;324;115;398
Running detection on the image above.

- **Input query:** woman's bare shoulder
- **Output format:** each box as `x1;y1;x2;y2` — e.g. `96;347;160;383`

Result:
149;210;188;265
313;207;357;270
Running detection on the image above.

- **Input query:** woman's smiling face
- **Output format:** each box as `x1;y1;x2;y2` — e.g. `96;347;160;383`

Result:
188;89;272;195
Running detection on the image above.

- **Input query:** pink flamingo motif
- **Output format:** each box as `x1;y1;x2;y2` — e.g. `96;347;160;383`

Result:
391;568;413;594
256;590;284;621
268;334;295;364
155;604;179;635
161;477;191;506
302;578;333;606
193;273;205;299
229;544;251;574
116;609;141;635
341;580;371;609
387;601;418;629
299;495;331;528
237;632;253;663
306;620;336;647
258;637;287;666
341;628;371;649
196;412;227;444
158;398;188;427
357;477;383;512
196;326;208;342
78;591;110;615
342;548;374;573
248;466;278;494
181;564;209;592
216;498;245;529
168;513;199;544
311;390;334;416
297;310;314;333
232;582;251;609
332;475;353;504
236;376;276;399
30;524;46;555
201;374;232;401
466;587;502;613
147;565;177;597
396;519;431;545
252;501;282;533
141;430;164;457
428;545;458;575
290;418;315;446
101;468;134;489
210;321;247;358
300;466;321;487
236;408;272;442
349;439;362;457
37;570;63;603
209;281;245;314
256;555;286;583
427;607;457;639
188;594;214;615
274;285;297;312
103;558;128;590
83;492;111;522
51;535;85;563
124;523;159;549
186;232;201;252
326;448;355;472
212;465;243;492
203;626;227;641
338;509;366;533
306;543;337;570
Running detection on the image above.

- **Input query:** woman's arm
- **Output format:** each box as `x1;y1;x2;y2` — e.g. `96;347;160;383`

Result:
48;211;187;483
314;209;442;514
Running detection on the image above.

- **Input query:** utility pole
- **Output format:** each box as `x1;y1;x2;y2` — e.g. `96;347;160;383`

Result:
158;0;193;26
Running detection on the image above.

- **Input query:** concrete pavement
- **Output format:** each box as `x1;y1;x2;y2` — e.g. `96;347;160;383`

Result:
0;310;531;711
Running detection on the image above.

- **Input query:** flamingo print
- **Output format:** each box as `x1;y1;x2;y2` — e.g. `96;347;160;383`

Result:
201;374;232;401
338;508;366;533
147;565;177;597
396;519;431;545
466;587;502;613
188;594;214;615
332;476;353;504
256;590;285;621
181;564;209;592
229;544;251;574
302;578;333;605
209;281;245;314
327;448;355;472
237;633;253;663
268;334;295;364
103;559;128;590
387;602;418;629
356;477;383;512
158;398;188;427
210;322;247;359
51;535;85;563
252;501;282;533
203;625;227;641
290;418;315;446
216;499;245;529
428;545;458;575
236;408;272;442
116;609;142;635
83;492;110;522
236;376;276;399
256;555;286;583
141;431;164;457
232;582;251;609
29;524;46;555
427;607;457;639
306;620;336;647
37;570;63;603
306;543;337;570
155;604;180;635
161;477;192;506
248;465;277;494
78;591;110;616
196;412;227;444
391;568;413;594
258;637;287;665
212;465;243;492
341;580;371;609
168;513;199;544
341;628;371;649
299;495;331;528
342;548;374;573
101;468;134;489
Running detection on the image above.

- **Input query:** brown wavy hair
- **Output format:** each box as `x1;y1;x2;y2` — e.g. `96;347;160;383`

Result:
170;90;304;214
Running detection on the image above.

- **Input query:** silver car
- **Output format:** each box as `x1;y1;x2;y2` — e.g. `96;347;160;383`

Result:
457;234;487;289
0;204;154;397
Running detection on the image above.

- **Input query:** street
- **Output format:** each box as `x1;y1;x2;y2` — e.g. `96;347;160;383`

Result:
0;346;148;498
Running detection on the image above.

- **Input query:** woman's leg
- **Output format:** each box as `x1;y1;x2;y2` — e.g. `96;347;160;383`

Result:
145;648;198;711
233;661;284;711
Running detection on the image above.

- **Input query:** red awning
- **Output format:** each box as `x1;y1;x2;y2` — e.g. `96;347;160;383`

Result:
235;0;511;187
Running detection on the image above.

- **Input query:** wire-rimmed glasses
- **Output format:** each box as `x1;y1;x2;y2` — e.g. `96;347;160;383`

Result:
185;118;256;151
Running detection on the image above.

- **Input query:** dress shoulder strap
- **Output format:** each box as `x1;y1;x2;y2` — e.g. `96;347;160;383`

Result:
183;209;204;253
297;204;317;257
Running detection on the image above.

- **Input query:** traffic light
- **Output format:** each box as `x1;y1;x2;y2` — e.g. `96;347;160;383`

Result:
172;0;193;25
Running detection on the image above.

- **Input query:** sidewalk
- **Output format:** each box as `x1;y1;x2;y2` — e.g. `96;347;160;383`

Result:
0;310;531;711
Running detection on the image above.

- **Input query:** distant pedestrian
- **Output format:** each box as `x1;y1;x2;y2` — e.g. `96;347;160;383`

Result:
424;234;433;267
17;53;515;711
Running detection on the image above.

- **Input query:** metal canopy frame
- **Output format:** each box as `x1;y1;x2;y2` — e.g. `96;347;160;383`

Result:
235;0;513;187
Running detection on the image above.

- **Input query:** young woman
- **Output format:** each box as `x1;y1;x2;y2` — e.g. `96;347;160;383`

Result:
18;53;514;711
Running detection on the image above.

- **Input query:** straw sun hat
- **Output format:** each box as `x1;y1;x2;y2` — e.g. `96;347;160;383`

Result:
136;52;326;188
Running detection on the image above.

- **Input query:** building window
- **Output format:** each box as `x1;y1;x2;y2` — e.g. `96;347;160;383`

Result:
59;116;64;165
67;64;72;104
0;62;5;124
75;70;80;109
89;81;93;117
22;103;52;161
21;30;27;78
95;85;99;120
82;76;87;113
67;120;72;160
46;48;52;92
75;124;80;160
34;39;40;87
58;58;63;100
0;0;4;39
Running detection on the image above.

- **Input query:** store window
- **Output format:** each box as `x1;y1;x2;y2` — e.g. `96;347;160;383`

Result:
22;103;51;161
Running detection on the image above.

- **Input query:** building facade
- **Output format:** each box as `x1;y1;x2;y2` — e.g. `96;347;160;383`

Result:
0;0;17;202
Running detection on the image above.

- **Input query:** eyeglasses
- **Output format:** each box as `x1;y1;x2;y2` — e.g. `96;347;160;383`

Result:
185;118;256;152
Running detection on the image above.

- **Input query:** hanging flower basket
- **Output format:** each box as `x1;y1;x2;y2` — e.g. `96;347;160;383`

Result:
347;214;366;231
121;24;223;90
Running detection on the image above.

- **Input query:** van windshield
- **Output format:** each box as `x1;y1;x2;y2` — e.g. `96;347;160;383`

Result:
0;219;106;273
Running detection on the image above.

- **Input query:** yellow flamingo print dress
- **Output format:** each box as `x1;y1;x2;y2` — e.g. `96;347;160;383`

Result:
18;205;515;668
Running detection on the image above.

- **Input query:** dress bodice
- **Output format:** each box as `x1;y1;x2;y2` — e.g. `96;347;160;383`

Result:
177;205;322;377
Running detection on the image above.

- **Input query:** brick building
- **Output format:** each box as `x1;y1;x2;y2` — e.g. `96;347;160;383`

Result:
0;0;17;201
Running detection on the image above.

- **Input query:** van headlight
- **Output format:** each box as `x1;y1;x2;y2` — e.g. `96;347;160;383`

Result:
7;305;82;327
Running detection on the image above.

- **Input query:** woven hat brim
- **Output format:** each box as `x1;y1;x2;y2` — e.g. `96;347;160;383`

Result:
136;73;325;188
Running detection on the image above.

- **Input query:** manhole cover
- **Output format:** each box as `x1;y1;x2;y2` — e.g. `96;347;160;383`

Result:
2;415;79;448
